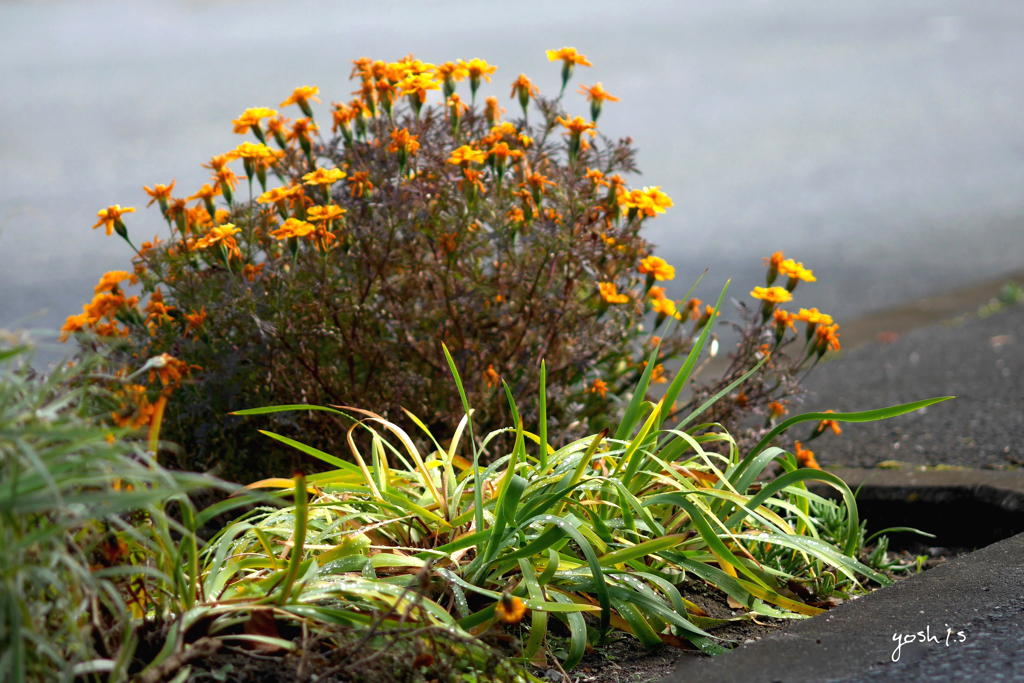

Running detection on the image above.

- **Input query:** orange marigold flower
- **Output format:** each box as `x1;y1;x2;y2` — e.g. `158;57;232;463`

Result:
348;171;374;198
510;73;540;100
270;218;315;240
148;353;191;389
638;256;675;281
769;401;787;420
447;93;469;119
184;306;207;336
648;286;667;301
388;128;420;155
241;264;263;283
547;47;593;67
256;186;297;205
650;363;667;384
143;180;175;206
506;207;525;223
195;223;242;255
488;142;524;163
94;271;131;294
203;153;237;173
93;205;135;236
793;441;820;470
815;410;842;436
773;308;797;332
188;183;221;202
484;364;500;389
307;205;346;222
578;82;619;103
750;286;792;304
599;282;629;304
459;168;486;195
232;107;277;134
60;314;90;341
521;172;555;195
111;384;155;430
302;167;347;186
214;167;240;192
484;96;505;124
280;85;321;115
494;594;527;624
763;251;785;285
286;118;319;144
436;60;469;82
585;168;610;187
588;378;608;398
448;145;487;166
266;115;290;137
684;298;703;320
815;323;841;354
556;115;598;138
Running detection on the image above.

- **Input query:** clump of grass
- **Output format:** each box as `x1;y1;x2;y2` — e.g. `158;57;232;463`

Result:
0;338;218;683
206;294;949;671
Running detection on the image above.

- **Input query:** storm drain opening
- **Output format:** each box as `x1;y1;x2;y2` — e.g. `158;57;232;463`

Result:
813;481;1024;552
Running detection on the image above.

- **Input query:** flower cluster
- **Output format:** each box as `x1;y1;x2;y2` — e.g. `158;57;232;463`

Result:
63;49;834;476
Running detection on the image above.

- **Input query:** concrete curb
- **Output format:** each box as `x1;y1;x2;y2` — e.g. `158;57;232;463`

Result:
665;530;1024;683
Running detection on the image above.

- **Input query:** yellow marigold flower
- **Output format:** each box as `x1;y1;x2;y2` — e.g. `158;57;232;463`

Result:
398;72;441;104
93;205;135;237
750;286;792;304
652;296;680;319
588;378;608;398
270;218;315;240
214;166;240;192
307;205;346;222
280;86;320;117
388;128;420;156
643;187;673;213
203;153;237;173
578;82;619;103
143;180;175;207
484;96;505;124
556;115;598;138
348;171;373;198
599;282;629;304
763;251;785;286
578;82;620;121
232;107;277;142
547;46;593;67
794;441;820;470
303;167;347;186
195;224;242;258
436;60;469;82
769;401;787;420
94;271;131;294
448;145;487;166
234;141;279;163
638;256;675;281
484;364;500;389
256;186;294;205
795;308;834;326
494;594;527;624
461;58;497;98
779;259;816;292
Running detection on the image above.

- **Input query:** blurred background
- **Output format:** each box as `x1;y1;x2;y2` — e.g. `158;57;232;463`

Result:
3;0;1023;356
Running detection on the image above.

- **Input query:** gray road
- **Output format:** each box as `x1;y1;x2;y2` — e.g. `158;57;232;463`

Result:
3;0;1024;346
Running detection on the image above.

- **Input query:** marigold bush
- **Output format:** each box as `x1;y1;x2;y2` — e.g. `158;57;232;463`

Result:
65;51;843;480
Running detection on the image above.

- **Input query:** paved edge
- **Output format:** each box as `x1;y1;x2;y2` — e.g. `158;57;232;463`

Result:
664;530;1024;683
663;471;1024;683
